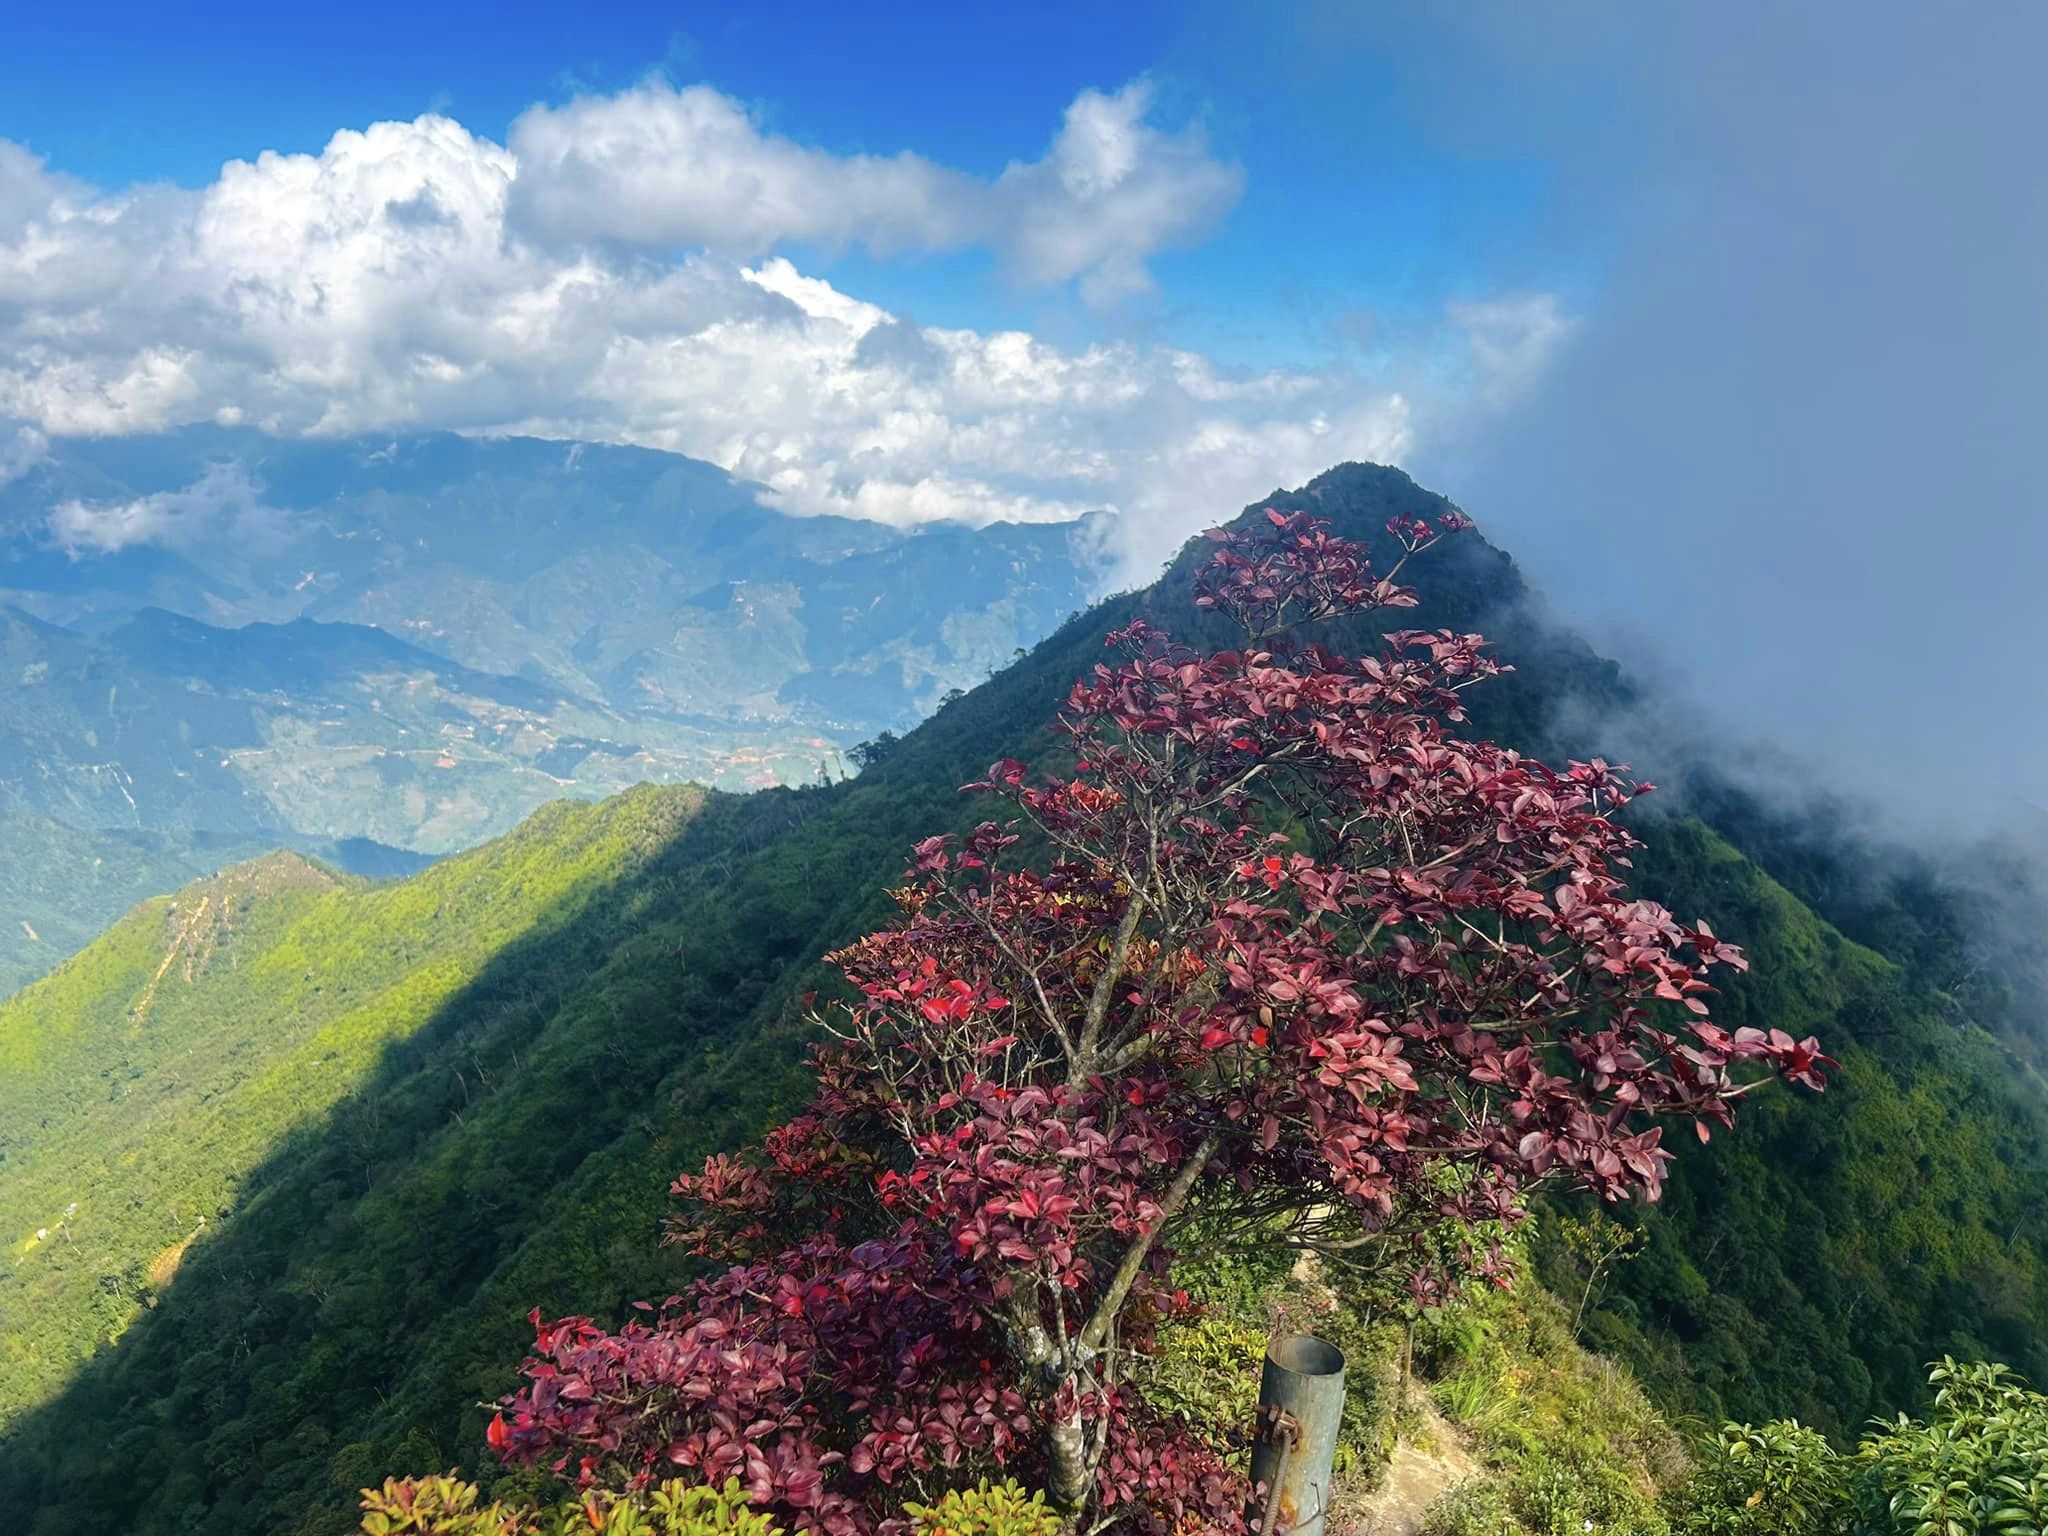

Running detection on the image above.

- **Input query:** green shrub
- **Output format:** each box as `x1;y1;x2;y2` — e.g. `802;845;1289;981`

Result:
1411;1269;1684;1489
359;1476;514;1536
1430;1360;1519;1443
358;1476;782;1536
1136;1241;1403;1477
902;1479;1060;1536
1850;1358;2048;1536
1419;1452;1670;1536
1674;1358;2048;1536
1511;1457;1668;1536
1422;1479;1518;1536
629;1483;784;1536
1670;1420;1846;1536
1142;1303;1270;1451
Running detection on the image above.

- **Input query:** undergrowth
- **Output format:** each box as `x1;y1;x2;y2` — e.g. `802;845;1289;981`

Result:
1406;1233;1686;1536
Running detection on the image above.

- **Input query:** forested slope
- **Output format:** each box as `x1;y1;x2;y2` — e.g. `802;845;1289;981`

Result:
2;463;2042;1534
0;788;714;1422
1593;820;2048;1433
0;808;429;997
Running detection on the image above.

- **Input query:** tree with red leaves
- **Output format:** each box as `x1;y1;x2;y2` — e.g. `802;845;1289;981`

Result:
487;509;1829;1536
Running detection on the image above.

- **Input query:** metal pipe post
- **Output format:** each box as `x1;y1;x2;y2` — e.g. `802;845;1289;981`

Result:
1248;1334;1346;1536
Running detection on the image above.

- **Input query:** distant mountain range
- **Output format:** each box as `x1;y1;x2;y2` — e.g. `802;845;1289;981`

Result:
1;428;1106;733
0;428;1104;991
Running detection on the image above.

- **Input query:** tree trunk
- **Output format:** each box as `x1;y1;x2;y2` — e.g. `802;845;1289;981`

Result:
1014;1129;1222;1526
1044;1389;1092;1517
1004;1288;1092;1520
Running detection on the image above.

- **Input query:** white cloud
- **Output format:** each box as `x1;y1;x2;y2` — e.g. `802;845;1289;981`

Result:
0;84;1551;584
507;82;976;255
504;77;1242;303
0;421;47;486
991;83;1246;303
48;460;281;555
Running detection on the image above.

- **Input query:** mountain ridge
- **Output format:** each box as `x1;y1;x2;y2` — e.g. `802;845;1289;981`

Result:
0;461;2041;1534
100;608;576;713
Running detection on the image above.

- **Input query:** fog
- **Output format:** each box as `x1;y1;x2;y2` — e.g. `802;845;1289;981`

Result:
1333;3;2048;835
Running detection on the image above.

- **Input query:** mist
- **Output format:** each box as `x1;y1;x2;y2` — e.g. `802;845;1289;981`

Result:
1329;3;2048;837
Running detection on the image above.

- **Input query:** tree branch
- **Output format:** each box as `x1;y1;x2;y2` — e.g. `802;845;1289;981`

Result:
1079;1129;1221;1353
1075;879;1147;1082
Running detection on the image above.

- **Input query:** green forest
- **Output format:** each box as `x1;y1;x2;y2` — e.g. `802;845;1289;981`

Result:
1;465;2043;1534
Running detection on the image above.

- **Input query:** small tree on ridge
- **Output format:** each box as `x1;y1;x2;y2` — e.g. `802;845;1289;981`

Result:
487;509;1831;1535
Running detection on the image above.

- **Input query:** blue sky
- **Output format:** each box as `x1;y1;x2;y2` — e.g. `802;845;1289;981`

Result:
4;1;2044;817
2;0;1569;367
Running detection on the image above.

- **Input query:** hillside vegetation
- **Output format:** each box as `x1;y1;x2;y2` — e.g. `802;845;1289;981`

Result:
0;787;710;1423
0;810;348;996
1;464;2042;1534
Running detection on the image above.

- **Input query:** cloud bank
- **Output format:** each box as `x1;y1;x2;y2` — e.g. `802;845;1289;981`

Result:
0;80;1548;582
508;79;1244;303
47;460;278;555
1366;2;2048;822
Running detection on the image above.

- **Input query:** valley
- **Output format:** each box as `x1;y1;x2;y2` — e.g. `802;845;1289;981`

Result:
0;428;1102;991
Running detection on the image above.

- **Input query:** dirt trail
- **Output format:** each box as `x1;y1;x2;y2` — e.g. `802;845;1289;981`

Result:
1282;1250;1485;1536
128;852;338;1024
131;894;213;1024
1346;1394;1481;1536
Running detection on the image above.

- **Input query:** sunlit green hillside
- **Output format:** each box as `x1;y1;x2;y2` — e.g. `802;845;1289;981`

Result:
0;784;706;1423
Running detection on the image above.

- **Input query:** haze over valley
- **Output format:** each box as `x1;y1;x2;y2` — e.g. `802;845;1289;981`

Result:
0;427;1100;989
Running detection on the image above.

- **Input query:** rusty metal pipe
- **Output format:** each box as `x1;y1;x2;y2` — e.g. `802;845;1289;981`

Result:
1247;1334;1346;1536
1253;1408;1296;1536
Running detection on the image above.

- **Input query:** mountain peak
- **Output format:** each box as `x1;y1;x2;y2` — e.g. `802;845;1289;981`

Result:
181;846;340;897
